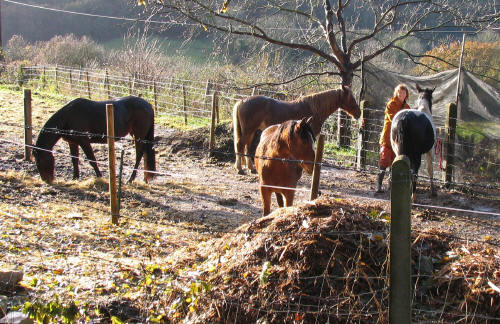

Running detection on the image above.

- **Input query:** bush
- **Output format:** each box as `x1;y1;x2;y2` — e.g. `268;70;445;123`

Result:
32;34;105;68
4;35;33;63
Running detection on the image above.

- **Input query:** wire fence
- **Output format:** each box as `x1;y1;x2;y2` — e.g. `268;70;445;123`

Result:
0;66;499;323
6;63;498;193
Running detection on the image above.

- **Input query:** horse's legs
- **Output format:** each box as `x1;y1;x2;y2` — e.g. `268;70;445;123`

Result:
69;143;80;180
425;151;436;196
283;190;295;207
275;193;284;207
240;129;257;174
79;141;102;178
245;135;257;173
128;141;145;183
259;186;273;216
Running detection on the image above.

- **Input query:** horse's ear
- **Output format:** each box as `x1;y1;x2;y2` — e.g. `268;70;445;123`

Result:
431;86;436;94
305;116;313;126
416;84;422;92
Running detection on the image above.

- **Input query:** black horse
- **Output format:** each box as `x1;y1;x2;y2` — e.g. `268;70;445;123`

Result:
34;96;156;184
391;84;436;199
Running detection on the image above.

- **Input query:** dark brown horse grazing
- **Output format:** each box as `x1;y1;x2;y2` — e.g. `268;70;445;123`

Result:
255;117;316;216
234;85;360;174
34;96;156;184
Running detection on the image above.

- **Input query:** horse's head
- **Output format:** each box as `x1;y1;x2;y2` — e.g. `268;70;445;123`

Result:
415;84;435;115
289;117;316;175
340;85;361;119
33;148;55;184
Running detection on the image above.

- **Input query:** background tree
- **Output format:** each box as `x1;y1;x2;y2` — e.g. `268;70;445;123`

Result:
414;39;500;88
134;0;499;86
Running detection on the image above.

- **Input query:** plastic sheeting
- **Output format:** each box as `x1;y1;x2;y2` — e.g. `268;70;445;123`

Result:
362;63;500;139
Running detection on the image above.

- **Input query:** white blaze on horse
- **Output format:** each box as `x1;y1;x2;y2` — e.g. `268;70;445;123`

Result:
391;84;436;199
233;85;360;174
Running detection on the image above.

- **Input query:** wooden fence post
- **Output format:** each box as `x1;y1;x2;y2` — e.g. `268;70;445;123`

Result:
204;80;211;110
310;134;325;200
442;102;458;188
106;104;119;225
86;71;91;99
389;155;412;324
209;92;217;154
55;65;59;90
69;69;73;95
214;91;219;124
42;66;46;89
356;100;371;171
182;84;188;125
153;81;158;113
105;69;111;99
23;89;32;161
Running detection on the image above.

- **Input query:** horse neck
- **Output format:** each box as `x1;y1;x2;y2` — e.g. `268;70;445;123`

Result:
36;118;63;151
417;98;433;120
302;89;341;134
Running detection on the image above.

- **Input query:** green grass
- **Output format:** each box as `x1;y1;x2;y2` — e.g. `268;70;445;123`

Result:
155;113;211;131
456;121;499;143
323;143;356;157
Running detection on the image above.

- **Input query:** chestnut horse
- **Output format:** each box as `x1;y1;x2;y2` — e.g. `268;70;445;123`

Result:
391;84;436;199
34;96;156;184
255;117;316;216
234;85;360;174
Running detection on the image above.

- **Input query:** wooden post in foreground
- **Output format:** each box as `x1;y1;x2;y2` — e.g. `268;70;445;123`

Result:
310;134;325;200
23;89;33;161
389;155;412;324
106;104;119;225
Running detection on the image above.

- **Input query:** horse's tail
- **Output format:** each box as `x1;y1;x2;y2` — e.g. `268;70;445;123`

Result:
233;100;243;157
391;112;409;157
143;123;156;182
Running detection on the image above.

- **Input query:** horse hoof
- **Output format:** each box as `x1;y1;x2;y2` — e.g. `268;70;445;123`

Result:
250;169;257;174
237;169;245;175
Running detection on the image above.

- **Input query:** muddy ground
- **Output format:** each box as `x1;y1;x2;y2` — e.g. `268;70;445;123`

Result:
0;89;498;322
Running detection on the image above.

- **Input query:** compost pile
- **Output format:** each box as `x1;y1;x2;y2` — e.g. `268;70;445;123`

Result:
165;197;499;323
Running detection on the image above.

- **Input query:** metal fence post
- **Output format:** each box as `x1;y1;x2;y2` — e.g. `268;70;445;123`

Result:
442;102;457;188
356;100;371;171
389;155;412;324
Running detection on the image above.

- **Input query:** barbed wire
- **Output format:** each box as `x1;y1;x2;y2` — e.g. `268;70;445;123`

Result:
1;116;498;195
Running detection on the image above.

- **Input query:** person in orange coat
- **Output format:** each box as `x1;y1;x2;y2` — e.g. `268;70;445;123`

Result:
376;83;411;193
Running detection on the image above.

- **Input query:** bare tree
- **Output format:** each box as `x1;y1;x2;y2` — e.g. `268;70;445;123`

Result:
135;0;498;86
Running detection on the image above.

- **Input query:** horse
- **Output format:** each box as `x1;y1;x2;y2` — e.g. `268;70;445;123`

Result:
390;84;436;199
233;85;360;174
33;96;156;184
255;117;316;216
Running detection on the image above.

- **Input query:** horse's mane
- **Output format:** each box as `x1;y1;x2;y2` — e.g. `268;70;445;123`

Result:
296;89;341;119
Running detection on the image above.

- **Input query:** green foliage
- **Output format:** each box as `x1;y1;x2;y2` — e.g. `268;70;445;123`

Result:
259;261;271;285
23;297;79;324
415;40;500;88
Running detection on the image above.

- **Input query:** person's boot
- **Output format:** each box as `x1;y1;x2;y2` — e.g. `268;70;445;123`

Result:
376;169;385;193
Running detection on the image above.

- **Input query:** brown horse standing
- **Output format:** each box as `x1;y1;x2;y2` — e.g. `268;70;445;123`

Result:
255;118;316;216
34;96;156;184
234;85;360;174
